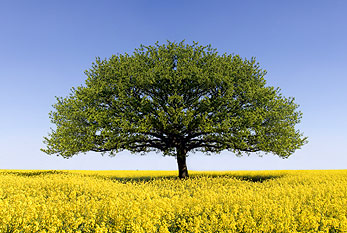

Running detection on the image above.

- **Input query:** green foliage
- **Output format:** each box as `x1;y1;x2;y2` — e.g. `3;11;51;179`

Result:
42;41;307;159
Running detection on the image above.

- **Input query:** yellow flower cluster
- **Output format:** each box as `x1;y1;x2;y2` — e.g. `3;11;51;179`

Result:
0;170;346;232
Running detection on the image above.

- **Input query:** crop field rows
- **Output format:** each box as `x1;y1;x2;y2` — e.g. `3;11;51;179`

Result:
0;170;346;232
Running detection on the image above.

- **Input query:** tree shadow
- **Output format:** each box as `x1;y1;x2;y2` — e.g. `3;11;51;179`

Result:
215;174;283;183
1;170;65;177
102;175;179;183
103;173;283;184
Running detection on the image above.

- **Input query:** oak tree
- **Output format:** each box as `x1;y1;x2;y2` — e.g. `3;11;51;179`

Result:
42;41;307;178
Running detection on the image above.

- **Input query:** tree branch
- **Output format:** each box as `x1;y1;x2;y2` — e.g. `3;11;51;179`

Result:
187;143;224;151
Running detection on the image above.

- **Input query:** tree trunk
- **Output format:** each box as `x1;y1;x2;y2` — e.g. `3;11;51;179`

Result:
177;147;189;179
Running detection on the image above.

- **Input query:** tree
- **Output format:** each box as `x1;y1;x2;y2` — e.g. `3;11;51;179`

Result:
42;41;307;178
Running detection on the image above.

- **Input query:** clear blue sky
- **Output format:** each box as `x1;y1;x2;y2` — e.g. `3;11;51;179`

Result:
1;0;346;171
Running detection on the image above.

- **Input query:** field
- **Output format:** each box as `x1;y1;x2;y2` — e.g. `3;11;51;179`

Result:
0;170;347;232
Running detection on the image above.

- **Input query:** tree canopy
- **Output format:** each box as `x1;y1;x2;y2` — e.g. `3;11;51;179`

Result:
42;41;307;178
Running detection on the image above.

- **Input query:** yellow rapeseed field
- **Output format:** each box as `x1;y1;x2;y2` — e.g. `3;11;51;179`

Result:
0;170;346;232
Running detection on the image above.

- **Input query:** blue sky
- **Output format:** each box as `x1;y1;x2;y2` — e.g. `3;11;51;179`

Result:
1;0;346;171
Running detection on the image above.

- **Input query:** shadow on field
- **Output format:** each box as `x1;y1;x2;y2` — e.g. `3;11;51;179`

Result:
1;170;66;177
105;175;178;183
103;174;283;184
211;174;283;183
